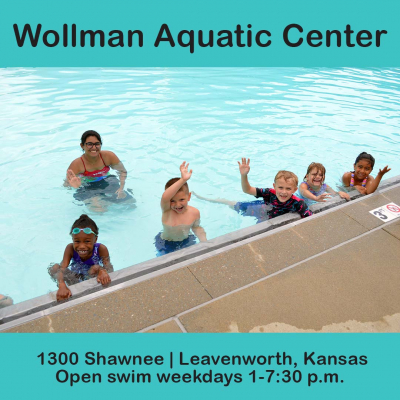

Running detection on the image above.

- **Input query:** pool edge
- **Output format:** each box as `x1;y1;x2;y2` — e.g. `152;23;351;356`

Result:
1;174;400;329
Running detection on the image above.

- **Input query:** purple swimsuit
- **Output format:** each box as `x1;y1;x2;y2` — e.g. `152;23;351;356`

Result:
70;243;102;276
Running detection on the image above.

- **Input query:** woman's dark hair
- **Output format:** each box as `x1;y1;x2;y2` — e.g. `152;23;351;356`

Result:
70;214;99;236
355;152;375;169
81;130;102;145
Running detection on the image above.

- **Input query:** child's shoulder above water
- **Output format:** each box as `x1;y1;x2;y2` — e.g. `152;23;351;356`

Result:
160;161;206;241
342;152;390;195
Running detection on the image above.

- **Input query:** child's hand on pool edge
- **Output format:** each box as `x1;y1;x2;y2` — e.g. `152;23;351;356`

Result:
355;186;367;195
97;269;111;285
315;193;331;202
57;282;72;302
338;191;350;201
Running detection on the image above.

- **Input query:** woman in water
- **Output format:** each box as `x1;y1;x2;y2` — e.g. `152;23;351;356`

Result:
66;130;133;210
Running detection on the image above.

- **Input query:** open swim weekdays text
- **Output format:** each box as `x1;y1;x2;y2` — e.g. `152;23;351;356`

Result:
37;351;368;387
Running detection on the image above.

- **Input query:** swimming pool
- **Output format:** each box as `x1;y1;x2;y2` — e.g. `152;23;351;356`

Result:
1;67;399;304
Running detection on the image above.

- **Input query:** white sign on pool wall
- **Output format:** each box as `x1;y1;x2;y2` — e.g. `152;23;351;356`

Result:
369;203;400;222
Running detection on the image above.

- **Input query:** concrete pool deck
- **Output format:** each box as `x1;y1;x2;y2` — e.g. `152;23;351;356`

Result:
2;180;400;333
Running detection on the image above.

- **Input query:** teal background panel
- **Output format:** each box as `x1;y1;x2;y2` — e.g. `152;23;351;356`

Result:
0;333;399;399
1;0;400;66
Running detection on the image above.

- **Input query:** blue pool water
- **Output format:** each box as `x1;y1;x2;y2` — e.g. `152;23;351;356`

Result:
1;68;399;304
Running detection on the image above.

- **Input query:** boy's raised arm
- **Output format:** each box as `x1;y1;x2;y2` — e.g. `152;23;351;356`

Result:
238;158;257;196
161;161;192;212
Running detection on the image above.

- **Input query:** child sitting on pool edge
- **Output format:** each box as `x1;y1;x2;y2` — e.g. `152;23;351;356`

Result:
49;214;113;302
156;161;207;256
238;158;312;219
342;152;391;195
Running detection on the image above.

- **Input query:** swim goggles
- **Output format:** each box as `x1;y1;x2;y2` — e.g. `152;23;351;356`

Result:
70;227;98;236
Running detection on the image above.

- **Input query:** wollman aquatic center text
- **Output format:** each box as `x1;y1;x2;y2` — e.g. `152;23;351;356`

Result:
13;23;387;54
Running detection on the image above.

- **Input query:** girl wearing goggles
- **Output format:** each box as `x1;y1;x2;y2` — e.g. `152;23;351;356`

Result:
49;214;113;302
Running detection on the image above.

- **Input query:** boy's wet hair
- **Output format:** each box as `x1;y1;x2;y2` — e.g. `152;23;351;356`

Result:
355;152;375;169
70;214;99;236
81;130;102;145
165;178;189;193
274;170;298;187
304;162;326;180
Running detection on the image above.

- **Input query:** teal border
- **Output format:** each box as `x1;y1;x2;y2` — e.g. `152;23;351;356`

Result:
1;2;399;398
1;0;400;66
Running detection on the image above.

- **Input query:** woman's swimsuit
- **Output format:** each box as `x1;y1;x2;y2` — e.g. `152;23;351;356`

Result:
296;181;327;207
350;172;368;187
73;154;134;203
80;153;110;182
